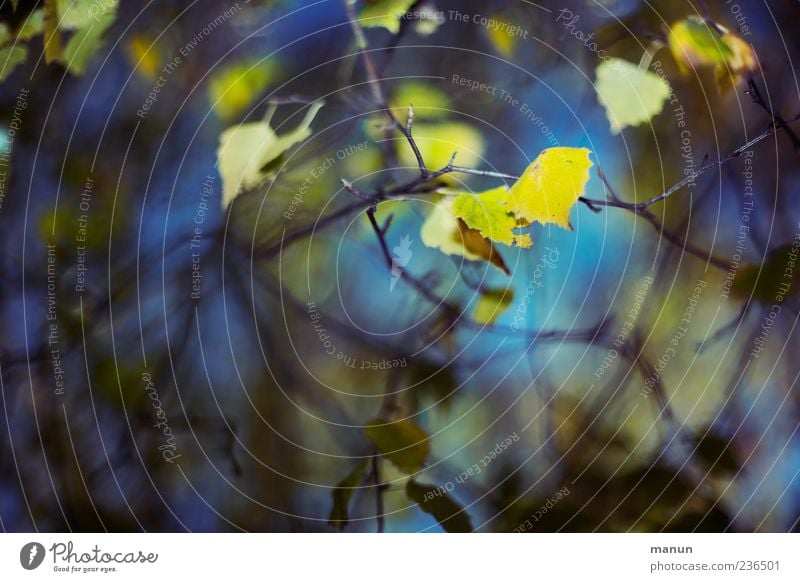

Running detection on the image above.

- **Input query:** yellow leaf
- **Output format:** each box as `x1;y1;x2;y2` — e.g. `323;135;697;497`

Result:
217;101;324;208
451;186;532;248
509;147;593;230
364;417;430;473
595;58;671;134
668;16;732;73
473;288;513;325
359;0;417;34
420;198;510;274
125;35;160;80
209;59;277;121
485;14;518;57
716;33;758;89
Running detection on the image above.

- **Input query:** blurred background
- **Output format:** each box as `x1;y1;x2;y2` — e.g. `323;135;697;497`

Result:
1;0;800;532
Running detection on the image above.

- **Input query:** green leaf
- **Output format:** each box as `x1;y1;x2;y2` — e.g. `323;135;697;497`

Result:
0;23;10;45
406;480;474;532
328;459;369;529
17;10;45;41
359;0;417;34
209;59;278;121
57;0;118;31
473;288;513;325
0;46;27;82
62;10;115;75
420;198;511;274
595;58;671;134
668;17;732;72
217;101;324;207
452;186;532;248
364;417;430;474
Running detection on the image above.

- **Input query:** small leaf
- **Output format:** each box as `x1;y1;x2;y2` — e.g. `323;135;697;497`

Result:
420;198;510;274
668;16;732;73
509;147;593;230
364;417;430;474
209;59;278;121
595;58;671;134
473;288;513;325
125;35;162;80
217;101;324;207
0;23;10;45
716;33;758;89
406;480;474;532
328;459;369;529
359;0;417;34
0;46;27;82
17;10;45;41
452;186;533;248
485;14;518;58
57;0;118;31
63;11;116;75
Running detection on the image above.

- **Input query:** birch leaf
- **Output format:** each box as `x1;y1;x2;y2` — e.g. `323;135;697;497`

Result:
0;46;27;82
509;147;593;230
217;101;324;208
668;16;731;72
595;58;671;134
452;186;532;248
420;199;510;274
